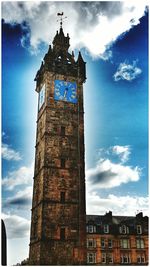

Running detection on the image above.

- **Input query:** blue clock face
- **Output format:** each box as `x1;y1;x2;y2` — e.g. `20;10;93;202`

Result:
54;80;77;103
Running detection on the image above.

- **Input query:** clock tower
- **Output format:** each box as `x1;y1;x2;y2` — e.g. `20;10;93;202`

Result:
29;16;86;265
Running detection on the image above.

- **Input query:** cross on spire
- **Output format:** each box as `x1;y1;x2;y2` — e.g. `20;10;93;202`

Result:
57;12;67;29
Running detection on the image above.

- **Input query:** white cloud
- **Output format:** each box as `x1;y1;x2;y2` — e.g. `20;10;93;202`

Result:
2;213;30;239
112;145;131;163
99;50;113;61
2;162;34;190
5;186;32;207
98;145;131;163
1;2;147;57
86;145;145;215
86;191;149;216
86;158;141;189
2;143;22;161
113;60;142;81
87;145;141;189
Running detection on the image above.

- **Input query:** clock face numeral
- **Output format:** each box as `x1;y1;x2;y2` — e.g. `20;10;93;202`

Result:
39;84;45;110
54;80;77;103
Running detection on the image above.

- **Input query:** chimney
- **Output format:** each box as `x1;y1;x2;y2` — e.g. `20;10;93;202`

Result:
136;212;143;221
104;211;112;221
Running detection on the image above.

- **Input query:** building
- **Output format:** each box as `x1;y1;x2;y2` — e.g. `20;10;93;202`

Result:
86;211;148;265
29;15;148;265
29;15;86;265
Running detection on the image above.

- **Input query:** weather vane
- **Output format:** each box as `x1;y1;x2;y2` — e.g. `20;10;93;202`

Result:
57;12;67;28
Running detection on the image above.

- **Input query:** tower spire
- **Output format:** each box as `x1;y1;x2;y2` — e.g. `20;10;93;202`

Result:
57;12;67;29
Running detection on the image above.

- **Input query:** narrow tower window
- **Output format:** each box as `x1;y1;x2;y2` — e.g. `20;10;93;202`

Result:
61;126;65;136
60;227;65;240
60;192;65;203
61;158;65;168
33;221;37;238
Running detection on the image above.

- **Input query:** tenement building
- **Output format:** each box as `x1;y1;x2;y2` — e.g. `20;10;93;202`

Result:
29;16;148;265
86;211;148;265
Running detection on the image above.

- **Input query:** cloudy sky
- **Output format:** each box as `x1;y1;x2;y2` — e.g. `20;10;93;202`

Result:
1;1;148;265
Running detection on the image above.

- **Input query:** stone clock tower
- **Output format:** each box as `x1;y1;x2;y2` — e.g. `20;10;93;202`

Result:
29;17;86;265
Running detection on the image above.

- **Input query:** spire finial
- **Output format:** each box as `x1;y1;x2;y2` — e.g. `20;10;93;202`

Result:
57;12;67;29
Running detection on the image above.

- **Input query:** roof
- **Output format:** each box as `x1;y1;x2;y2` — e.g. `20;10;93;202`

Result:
86;212;148;225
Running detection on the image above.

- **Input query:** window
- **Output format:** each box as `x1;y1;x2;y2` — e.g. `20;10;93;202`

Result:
60;227;65;240
101;253;106;263
120;239;130;249
89;225;93;233
87;238;96;248
87;225;96;233
108;253;113;263
101;238;105;248
103;224;109;233
136;239;144;249
53;126;58;134
60;192;65;203
137;225;142;234
61;158;65;168
137;255;145;264
87;253;96;264
137;256;141;264
121;254;131;264
141;256;145;263
108;239;113;248
61;126;65;136
119;225;129;234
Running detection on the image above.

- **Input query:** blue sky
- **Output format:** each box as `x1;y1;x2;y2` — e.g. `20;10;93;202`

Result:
1;1;149;265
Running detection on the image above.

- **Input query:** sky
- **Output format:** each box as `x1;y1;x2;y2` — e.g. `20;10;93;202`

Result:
1;1;149;265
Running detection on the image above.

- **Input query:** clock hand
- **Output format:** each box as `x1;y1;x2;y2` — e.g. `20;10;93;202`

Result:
64;87;68;99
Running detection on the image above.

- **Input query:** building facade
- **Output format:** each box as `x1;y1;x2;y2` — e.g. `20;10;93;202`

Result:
86;212;148;265
29;23;86;265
